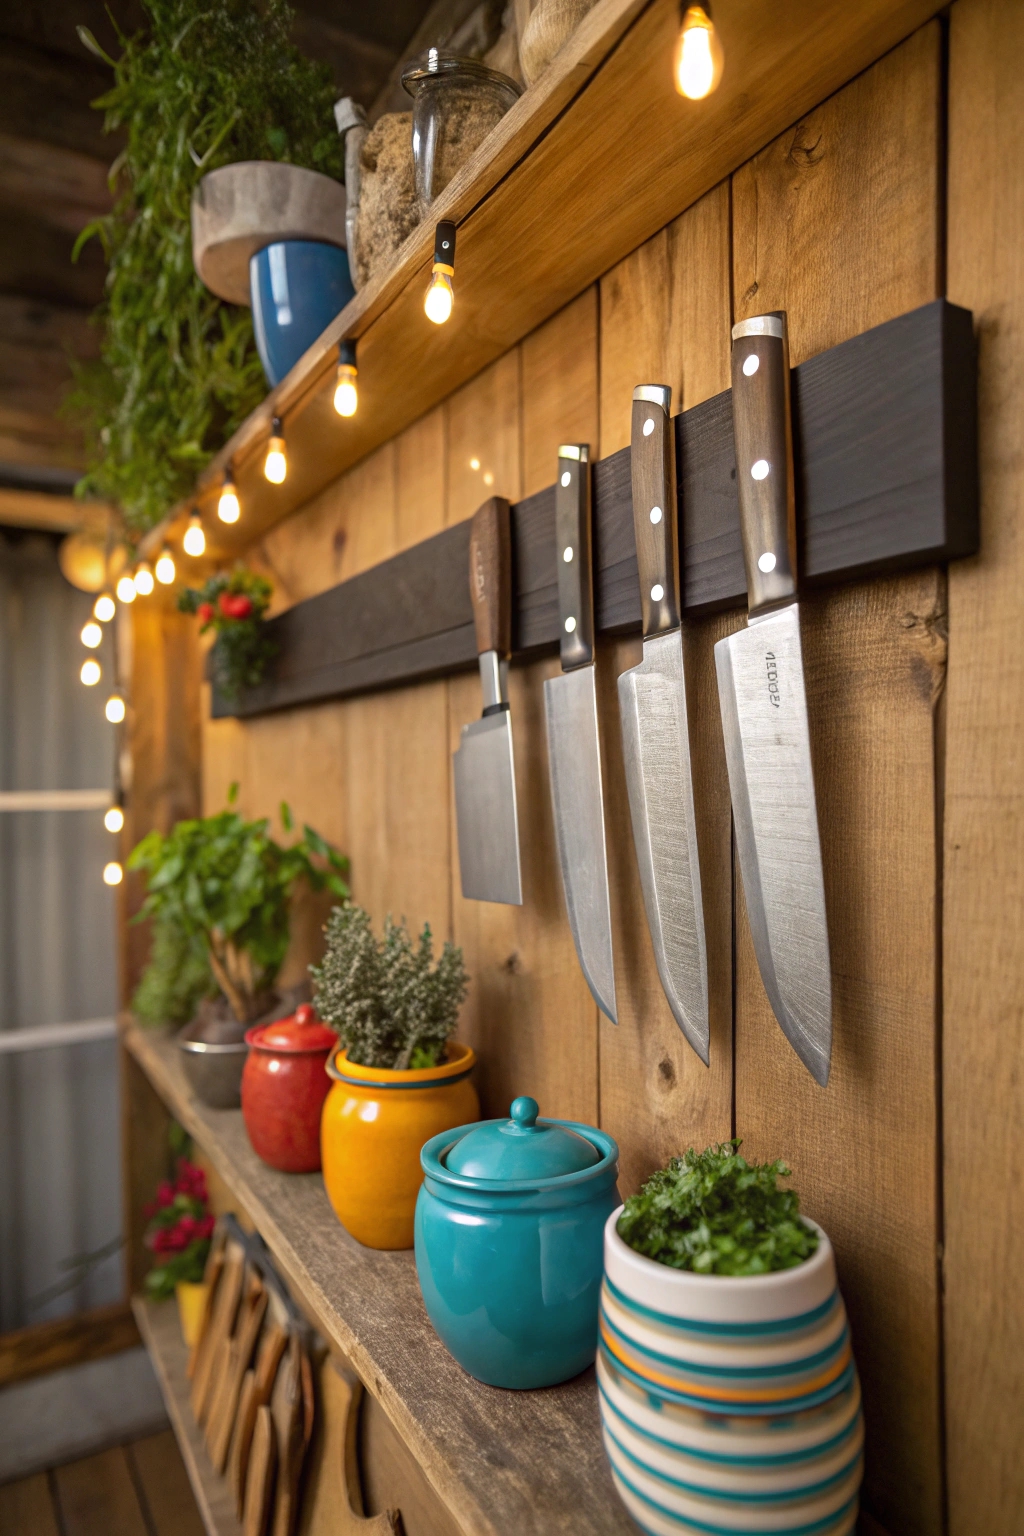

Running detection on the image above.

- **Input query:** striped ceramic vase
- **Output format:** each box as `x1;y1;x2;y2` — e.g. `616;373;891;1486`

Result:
598;1209;863;1535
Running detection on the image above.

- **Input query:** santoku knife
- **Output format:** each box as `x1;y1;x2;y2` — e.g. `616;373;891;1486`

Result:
453;497;523;905
543;445;617;1023
715;312;832;1084
618;386;709;1062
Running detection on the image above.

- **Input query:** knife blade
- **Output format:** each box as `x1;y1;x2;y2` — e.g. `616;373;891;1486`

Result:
714;312;832;1085
453;496;523;905
618;386;709;1062
543;445;617;1023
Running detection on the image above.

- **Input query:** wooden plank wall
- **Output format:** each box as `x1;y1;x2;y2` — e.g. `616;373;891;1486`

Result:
153;7;1024;1532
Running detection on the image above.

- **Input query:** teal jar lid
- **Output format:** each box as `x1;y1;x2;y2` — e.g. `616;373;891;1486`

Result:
444;1096;600;1182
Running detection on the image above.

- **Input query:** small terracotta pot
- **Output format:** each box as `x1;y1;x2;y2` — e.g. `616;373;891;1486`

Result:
321;1043;479;1251
241;1005;336;1173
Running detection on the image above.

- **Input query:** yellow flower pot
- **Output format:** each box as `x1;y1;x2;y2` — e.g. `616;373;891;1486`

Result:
175;1280;210;1349
321;1043;479;1251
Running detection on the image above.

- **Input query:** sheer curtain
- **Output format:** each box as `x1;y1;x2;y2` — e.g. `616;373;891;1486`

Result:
0;530;121;1331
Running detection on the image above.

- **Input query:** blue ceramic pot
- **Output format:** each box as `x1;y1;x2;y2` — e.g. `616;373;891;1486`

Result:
249;239;355;387
415;1096;619;1389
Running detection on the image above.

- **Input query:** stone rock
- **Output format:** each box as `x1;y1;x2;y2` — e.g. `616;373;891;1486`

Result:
354;112;420;289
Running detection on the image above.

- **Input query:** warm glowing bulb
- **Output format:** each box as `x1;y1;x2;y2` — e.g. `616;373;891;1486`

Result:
94;592;116;622
116;573;136;603
183;515;206;557
105;693;126;724
103;861;123;886
155;548;176;584
104;805;124;833
218;479;240;523
134;561;154;595
264;436;287;484
424;269;454;324
81;621;103;649
81;658;101;686
674;5;724;99
333;363;358;418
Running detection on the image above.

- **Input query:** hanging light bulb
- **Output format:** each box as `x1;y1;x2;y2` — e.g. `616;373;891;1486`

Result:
218;471;241;523
333;340;358;417
183;510;206;557
93;591;116;623
103;861;123;886
424;220;456;325
81;620;103;649
134;560;155;596
116;572;136;603
104;804;125;834
674;4;724;99
264;417;287;483
80;658;101;686
155;546;176;585
105;692;126;724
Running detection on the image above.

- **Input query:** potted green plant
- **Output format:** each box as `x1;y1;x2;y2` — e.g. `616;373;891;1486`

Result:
143;1135;215;1347
313;905;479;1251
599;1143;863;1533
178;567;276;701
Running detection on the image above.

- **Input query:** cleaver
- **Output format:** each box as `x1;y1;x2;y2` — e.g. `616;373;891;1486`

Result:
543;445;617;1023
714;312;832;1085
618;387;709;1062
453;497;523;905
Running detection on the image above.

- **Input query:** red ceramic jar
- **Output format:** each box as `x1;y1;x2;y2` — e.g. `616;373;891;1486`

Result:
241;1005;336;1173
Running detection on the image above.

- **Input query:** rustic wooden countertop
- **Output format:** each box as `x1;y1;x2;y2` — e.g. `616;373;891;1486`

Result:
123;1025;637;1536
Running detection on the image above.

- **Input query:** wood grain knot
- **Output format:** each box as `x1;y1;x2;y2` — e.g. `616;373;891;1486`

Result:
502;951;522;975
656;1057;676;1088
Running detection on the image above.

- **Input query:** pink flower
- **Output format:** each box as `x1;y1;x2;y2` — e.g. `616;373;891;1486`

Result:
155;1180;174;1208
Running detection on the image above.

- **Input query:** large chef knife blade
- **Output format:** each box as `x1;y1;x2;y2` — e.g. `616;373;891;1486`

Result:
715;313;832;1084
453;497;523;905
543;445;617;1023
618;387;709;1062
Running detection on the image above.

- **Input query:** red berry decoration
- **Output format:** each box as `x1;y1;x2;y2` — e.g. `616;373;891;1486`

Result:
197;601;214;624
230;594;254;619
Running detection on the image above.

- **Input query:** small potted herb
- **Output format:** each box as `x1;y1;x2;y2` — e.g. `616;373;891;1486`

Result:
178;568;276;702
143;1144;215;1347
313;904;479;1251
599;1143;863;1532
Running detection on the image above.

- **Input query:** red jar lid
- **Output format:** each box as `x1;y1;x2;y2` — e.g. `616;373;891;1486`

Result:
246;1004;336;1054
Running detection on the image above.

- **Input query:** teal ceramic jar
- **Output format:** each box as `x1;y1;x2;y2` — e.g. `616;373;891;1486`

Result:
415;1096;619;1389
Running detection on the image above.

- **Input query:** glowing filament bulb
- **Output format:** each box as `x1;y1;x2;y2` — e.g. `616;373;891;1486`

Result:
155;548;176;585
424;267;454;325
264;416;287;483
103;861;123;886
81;621;103;649
218;476;240;523
104;805;124;833
183;512;206;557
105;693;126;724
81;658;101;686
134;561;155;595
674;5;724;100
333;362;358;417
94;592;116;622
116;573;136;603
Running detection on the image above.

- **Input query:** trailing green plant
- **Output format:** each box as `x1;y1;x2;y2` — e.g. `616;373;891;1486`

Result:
617;1141;819;1276
178;568;275;701
311;905;469;1070
132;914;217;1028
128;788;349;1024
69;0;343;533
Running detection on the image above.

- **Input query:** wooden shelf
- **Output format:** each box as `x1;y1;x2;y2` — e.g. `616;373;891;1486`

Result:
123;1025;636;1536
132;1294;243;1536
141;0;945;567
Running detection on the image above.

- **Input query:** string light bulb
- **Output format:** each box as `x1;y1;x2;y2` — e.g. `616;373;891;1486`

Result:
105;692;126;724
134;560;155;595
424;220;456;325
674;4;724;99
93;591;116;622
333;340;358;417
81;658;101;686
104;804;125;833
155;547;176;585
218;472;240;523
183;510;206;557
103;861;123;886
81;621;103;649
116;573;136;603
264;417;287;483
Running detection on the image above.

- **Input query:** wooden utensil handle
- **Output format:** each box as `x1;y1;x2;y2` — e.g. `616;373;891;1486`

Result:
631;387;680;637
731;312;797;614
554;446;593;669
469;497;512;659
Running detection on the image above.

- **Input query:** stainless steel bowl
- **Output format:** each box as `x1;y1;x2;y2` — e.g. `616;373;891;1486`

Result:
177;1031;248;1109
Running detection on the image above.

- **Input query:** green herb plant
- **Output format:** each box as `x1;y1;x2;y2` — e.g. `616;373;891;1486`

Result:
617;1141;819;1276
311;905;469;1071
178;568;275;701
132;915;216;1028
129;789;349;1024
70;0;343;534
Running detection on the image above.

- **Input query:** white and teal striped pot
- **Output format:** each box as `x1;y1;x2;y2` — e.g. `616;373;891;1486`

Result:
599;1208;863;1535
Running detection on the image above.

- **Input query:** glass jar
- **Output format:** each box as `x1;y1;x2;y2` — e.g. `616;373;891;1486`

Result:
402;50;521;212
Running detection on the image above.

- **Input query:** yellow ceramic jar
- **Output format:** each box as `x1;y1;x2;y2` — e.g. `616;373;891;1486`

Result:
320;1043;479;1250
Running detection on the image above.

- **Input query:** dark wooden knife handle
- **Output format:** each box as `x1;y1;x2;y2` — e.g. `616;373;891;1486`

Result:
631;387;680;637
554;445;593;669
731;312;797;614
469;496;512;659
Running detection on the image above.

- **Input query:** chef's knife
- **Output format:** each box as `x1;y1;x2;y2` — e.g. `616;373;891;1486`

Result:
714;312;832;1085
453;497;523;905
543;445;617;1023
618;387;709;1062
